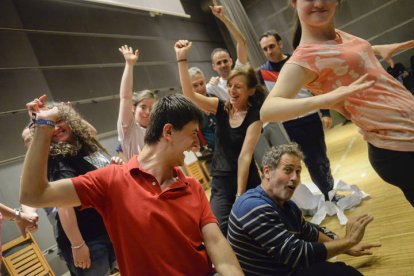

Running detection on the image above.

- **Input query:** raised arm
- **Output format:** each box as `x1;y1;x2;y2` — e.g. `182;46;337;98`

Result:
118;45;139;133
260;64;375;123
58;208;91;270
372;40;414;68
175;40;218;113
236;121;262;196
202;223;243;276
20;96;81;208
210;0;247;64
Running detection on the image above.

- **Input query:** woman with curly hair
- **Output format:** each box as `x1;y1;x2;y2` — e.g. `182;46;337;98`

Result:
175;40;265;236
26;96;116;275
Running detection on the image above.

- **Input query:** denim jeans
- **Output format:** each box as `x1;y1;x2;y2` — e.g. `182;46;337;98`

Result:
60;237;116;276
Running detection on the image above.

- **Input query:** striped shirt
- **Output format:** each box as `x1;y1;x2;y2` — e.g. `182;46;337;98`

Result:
228;186;327;276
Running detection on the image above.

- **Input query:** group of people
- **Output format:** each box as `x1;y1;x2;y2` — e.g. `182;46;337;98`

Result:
2;0;412;275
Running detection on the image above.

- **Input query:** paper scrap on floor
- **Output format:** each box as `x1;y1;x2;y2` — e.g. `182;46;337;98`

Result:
292;180;370;225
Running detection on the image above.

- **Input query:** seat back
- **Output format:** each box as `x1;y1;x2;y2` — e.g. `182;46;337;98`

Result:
2;232;54;276
184;161;210;190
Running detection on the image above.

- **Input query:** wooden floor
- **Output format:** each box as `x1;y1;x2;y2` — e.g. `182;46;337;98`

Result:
310;123;414;275
206;123;414;275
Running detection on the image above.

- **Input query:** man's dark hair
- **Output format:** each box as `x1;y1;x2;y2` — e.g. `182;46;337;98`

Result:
144;94;204;145
259;30;282;43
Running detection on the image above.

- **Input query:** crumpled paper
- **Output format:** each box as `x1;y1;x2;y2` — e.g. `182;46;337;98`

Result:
291;180;370;225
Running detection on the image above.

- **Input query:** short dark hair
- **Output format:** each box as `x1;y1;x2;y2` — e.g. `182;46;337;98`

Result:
259;30;282;43
144;94;204;145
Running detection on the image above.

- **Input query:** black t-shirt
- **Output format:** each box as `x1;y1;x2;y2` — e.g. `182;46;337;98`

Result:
211;100;260;180
48;154;109;251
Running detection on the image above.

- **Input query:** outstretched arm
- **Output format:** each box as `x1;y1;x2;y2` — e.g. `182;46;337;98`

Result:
237;121;262;196
202;223;243;275
175;40;219;113
118;45;139;134
260;64;375;123
372;40;414;68
322;214;380;259
20;96;80;208
210;0;247;64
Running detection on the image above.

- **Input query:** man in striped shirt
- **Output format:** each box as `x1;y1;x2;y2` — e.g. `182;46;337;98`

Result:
228;143;380;275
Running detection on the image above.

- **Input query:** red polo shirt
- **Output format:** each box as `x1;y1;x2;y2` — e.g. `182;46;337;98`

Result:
72;156;217;276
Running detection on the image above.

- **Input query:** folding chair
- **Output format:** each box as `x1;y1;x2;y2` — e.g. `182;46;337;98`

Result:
2;232;54;276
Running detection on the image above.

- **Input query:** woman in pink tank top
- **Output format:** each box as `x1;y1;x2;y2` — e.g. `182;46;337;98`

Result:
261;0;414;206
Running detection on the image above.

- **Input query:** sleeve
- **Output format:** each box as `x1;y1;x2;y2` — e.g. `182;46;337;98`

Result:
286;48;320;77
319;109;331;117
206;84;228;101
239;203;327;269
257;68;265;85
71;166;112;213
196;182;218;228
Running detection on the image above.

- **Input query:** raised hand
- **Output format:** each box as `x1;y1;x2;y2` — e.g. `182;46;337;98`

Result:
174;40;192;61
209;76;220;86
26;94;47;118
210;0;226;21
26;95;60;122
119;45;140;65
344;213;374;246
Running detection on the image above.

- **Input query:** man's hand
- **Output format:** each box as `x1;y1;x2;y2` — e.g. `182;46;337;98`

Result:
119;45;139;66
209;76;220;86
210;0;227;22
72;243;91;270
344;213;374;246
110;156;125;165
345;242;381;256
15;211;39;237
174;40;192;61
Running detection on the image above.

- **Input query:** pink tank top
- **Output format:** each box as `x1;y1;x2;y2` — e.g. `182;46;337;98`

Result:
287;30;414;151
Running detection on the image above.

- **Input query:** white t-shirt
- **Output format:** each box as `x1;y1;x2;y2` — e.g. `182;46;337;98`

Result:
117;118;146;161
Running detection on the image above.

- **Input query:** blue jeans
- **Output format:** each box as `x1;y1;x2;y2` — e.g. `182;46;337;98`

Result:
60;237;116;276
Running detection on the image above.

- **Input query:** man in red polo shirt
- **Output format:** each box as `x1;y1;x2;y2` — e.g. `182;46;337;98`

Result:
20;94;243;276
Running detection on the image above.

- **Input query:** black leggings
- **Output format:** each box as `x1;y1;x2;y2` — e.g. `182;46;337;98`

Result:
368;143;414;207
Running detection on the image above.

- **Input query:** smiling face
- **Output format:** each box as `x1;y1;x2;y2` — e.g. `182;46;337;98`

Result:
227;75;254;110
293;0;337;29
260;35;284;63
52;120;74;143
169;121;200;166
134;98;155;128
212;51;233;79
262;153;302;207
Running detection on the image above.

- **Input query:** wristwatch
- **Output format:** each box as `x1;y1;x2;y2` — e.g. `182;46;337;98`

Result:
10;208;21;221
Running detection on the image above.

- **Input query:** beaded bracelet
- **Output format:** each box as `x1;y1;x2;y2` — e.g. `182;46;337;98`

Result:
177;59;187;62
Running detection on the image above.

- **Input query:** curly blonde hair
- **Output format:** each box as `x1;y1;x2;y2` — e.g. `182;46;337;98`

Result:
47;103;107;157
